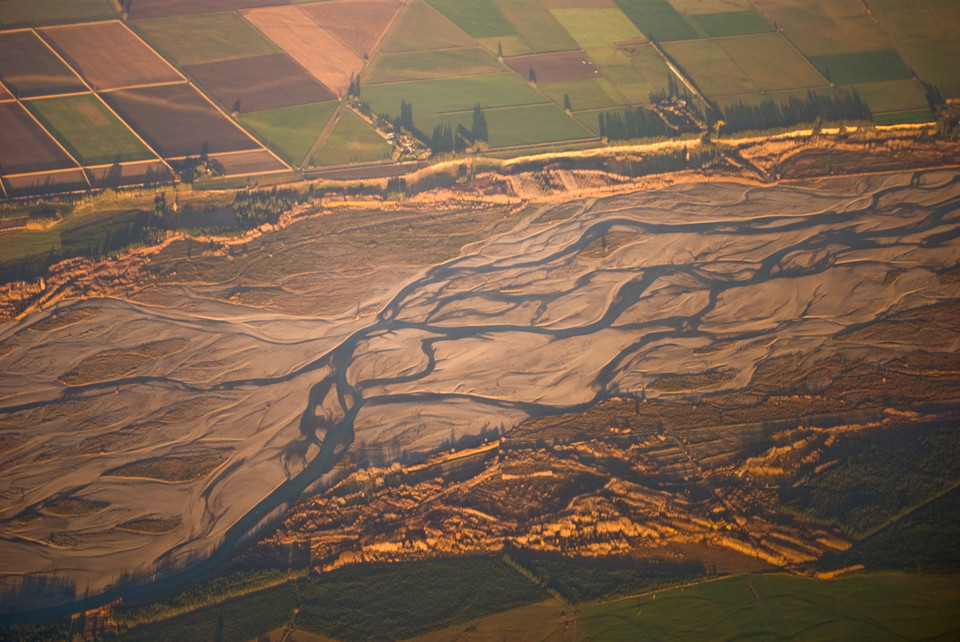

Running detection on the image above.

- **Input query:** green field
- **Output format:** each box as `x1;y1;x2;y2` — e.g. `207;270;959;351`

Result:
589;45;674;105
380;0;477;53
873;109;935;126
366;48;505;84
810;49;913;85
849;79;929;114
487;0;580;54
133;12;280;66
240;102;338;166
361;73;547;131
426;0;516;38
663;39;756;97
311;110;392;167
0;0;113;27
582;574;960;640
716;33;827;92
692;10;773;37
26;94;155;166
613;0;699;42
551;8;644;50
436;103;595;148
539;78;624;112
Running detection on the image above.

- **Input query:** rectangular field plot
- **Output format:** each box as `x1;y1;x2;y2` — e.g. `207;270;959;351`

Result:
436;103;595;148
311;110;393;167
207;150;287;176
297;0;401;59
552;8;644;49
103;84;259;159
691;10;773;37
242;5;363;96
488;0;580;54
132;12;281;66
380;0;476;53
26;94;156;165
186;54;335;113
810;50;913;85
504;51;601;84
539;78;624;111
848;79;929;116
367;48;505;84
3;169;88;197
240;101;339;165
613;0;698;42
40;21;183;91
759;0;890;56
87;161;172;189
0;102;77;174
361;74;547;131
125;0;289;20
588;45;674;105
0;0;114;28
425;0;516;39
0;31;86;98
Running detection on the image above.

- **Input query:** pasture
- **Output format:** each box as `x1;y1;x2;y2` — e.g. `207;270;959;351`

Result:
26;94;155;165
588;45;673;105
0;102;77;174
810;49;913;85
367;48;505;84
716;33;826;91
613;0;698;42
0;30;86;97
425;0;516;39
131;11;281;66
0;0;113;28
504;50;602;84
3;170;88;198
311;110;392;167
490;0;580;54
581;574;960;641
540;77;624;111
206;150;287;176
104;84;258;159
297;0;401;59
87;160;172;189
380;0;476;53
40;21;183;91
691;10;772;37
124;0;288;20
240;101;339;165
186;53;335;113
849;79;929;116
435;103;595;148
551;8;644;49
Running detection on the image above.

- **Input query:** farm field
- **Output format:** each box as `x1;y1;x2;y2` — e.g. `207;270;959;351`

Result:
367;48;505;84
0;0;114;28
613;0;699;42
504;50;602;84
587;45;672;105
425;0;516;40
86;160;172;189
691;9;772;37
124;0;289;20
435;102;596;148
240;101;339;166
0;102;78;174
186;54;335;114
39;21;183;91
809;49;913;85
551;7;644;49
103;84;258;159
380;0;476;53
488;0;580;55
0;30;87;97
3;169;89;198
26;94;155;166
297;0;401;59
131;11;281;66
206;149;287;176
848;79;929;116
581;574;960;641
310;110;393;167
539;77;624;112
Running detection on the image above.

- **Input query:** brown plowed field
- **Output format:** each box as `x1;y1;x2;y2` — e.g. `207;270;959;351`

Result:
3;169;87;197
208;149;287;175
103;84;259;159
125;0;289;20
0;31;86;98
504;50;601;83
185;53;335;113
242;5;362;96
0;84;12;101
87;161;172;189
0;102;77;175
40;21;183;91
298;0;401;58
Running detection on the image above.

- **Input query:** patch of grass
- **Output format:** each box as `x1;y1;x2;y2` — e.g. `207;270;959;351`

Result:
103;451;229;483
810;49;913;85
296;558;549;640
240;101;338;166
132;12;280;66
613;0;698;42
435;103;594;148
692;10;772;37
551;8;644;50
425;0;516;38
26;94;155;166
311;110;392;167
581;574;960;640
366;47;505;84
0;0;113;27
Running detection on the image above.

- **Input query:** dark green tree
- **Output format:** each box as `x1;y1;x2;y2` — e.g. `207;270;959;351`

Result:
563;93;572;111
528;67;537;83
471;104;488;142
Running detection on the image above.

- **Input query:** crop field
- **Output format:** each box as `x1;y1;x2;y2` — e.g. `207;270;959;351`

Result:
0;102;77;174
582;574;960;640
504;50;602;84
186;53;335;114
755;0;890;56
104;84;258;159
0;30;87;97
3;169;88;198
692;9;771;36
26;94;155;165
240;101;339;165
125;0;288;20
311;110;392;167
539;77;624;111
40;21;183;91
206;149;287;176
361;73;547;131
367;48;505;84
87;160;172;189
380;0;476;53
0;85;13;100
849;79;929;116
588;45;673;104
613;0;699;42
0;0;113;28
809;49;913;85
131;12;281;66
436;103;595;148
297;0;401;59
426;0;516;39
551;8;644;49
242;5;362;96
489;0;580;54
